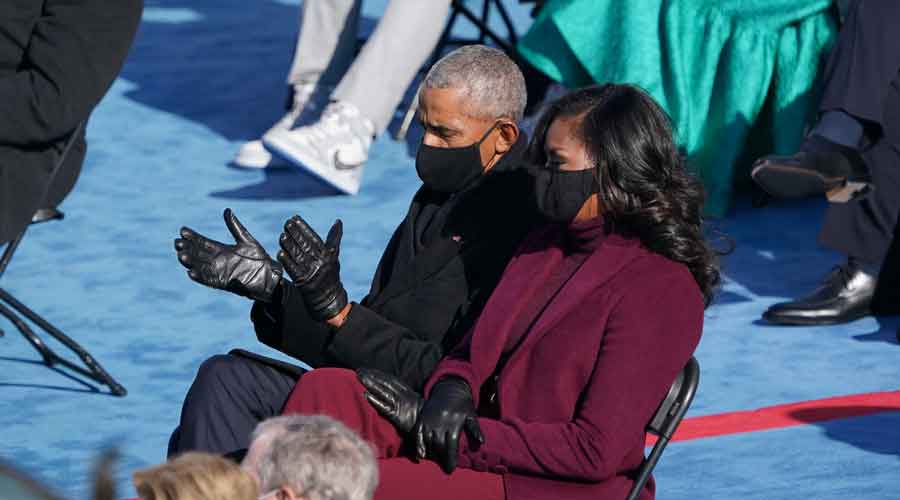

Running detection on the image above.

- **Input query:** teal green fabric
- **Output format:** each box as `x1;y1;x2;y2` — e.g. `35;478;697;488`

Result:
519;0;838;215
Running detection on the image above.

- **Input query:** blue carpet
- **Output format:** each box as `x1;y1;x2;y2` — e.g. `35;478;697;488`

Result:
1;1;898;498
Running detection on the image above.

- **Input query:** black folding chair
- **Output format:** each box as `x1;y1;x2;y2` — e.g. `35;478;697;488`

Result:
0;124;126;397
626;356;700;500
395;0;547;140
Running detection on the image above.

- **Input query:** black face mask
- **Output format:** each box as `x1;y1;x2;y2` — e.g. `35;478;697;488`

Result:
531;166;599;223
415;123;498;193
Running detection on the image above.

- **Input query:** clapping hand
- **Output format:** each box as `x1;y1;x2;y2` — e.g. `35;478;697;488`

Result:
277;214;348;322
174;208;282;302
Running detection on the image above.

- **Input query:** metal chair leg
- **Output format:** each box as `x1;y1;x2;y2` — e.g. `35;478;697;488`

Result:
395;84;422;141
0;300;56;364
0;288;127;396
0;231;23;277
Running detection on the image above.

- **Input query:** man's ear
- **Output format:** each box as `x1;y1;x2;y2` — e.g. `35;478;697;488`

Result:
493;120;520;154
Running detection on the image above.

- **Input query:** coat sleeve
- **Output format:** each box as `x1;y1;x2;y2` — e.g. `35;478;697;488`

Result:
325;303;447;390
0;0;143;146
251;283;336;368
456;270;704;481
423;326;482;401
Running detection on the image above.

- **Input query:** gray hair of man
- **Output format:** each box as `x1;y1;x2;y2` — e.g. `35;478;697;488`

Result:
249;415;378;500
423;45;527;122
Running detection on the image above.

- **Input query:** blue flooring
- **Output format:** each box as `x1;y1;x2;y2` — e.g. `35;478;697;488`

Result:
1;1;898;498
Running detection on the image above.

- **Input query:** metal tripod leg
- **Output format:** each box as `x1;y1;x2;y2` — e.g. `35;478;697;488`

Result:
0;288;127;396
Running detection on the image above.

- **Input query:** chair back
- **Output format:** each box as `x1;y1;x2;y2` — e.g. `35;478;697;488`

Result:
625;356;700;500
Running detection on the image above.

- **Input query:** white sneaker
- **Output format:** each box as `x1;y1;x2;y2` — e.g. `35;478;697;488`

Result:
262;101;375;195
232;82;318;169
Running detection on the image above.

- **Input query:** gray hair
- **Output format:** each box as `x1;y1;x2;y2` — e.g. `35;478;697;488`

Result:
423;45;527;122
251;415;378;500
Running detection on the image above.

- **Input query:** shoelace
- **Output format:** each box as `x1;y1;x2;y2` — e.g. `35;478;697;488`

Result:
304;103;354;144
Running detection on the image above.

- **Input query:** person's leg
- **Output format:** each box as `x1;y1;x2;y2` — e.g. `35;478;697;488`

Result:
375;458;504;500
285;0;362;87
233;0;360;169
261;0;451;193
331;0;452;134
283;369;506;500
281;368;405;458
762;76;900;326
818;0;900;132
819;137;900;268
168;354;302;458
751;0;900;202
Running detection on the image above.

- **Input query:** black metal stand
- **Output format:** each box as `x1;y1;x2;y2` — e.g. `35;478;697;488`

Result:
431;0;519;65
395;0;522;140
0;211;127;397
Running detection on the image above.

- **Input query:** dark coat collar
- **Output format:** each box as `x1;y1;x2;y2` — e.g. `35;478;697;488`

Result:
368;134;531;307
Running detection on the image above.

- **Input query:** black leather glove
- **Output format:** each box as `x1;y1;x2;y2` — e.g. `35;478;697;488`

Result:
174;208;283;302
357;368;424;435
415;377;484;474
277;214;348;321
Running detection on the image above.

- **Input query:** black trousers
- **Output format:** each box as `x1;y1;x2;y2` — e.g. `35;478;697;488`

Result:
818;0;900;266
167;352;305;459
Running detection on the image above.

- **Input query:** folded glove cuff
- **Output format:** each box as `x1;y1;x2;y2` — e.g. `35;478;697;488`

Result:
306;284;348;321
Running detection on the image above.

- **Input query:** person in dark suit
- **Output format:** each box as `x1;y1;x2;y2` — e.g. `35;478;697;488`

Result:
167;46;540;458
751;0;900;325
280;84;714;500
0;0;143;244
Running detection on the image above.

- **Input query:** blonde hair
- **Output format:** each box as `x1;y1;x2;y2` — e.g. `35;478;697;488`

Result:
133;452;259;500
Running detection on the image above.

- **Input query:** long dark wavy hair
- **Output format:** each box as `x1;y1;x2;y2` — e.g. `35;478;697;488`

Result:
529;84;721;306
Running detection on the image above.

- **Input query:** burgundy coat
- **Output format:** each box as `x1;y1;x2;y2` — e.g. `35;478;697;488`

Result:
425;222;704;500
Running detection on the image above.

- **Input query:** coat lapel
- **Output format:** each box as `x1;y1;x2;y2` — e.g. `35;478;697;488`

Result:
368;223;462;309
462;227;564;380
511;238;644;356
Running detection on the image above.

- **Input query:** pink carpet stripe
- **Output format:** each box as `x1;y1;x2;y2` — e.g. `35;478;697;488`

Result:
647;390;900;445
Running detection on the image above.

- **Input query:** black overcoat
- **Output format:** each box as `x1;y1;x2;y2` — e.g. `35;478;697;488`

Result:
0;0;142;244
250;138;539;389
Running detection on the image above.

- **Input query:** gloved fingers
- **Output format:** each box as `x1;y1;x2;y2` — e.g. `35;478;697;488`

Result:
431;427;447;461
356;367;382;384
285;214;325;253
186;269;203;284
357;368;389;394
278;233;306;262
363;391;394;417
325;219;343;253
283;229;318;266
176;252;193;270
415;423;427;460
180;227;225;255
464;417;485;445
176;238;213;268
175;239;194;269
443;428;460;474
359;372;403;401
224;208;260;246
277;250;308;282
376;372;414;395
179;226;198;240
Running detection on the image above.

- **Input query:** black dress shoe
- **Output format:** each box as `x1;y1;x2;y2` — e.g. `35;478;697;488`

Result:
751;135;872;203
763;261;877;326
